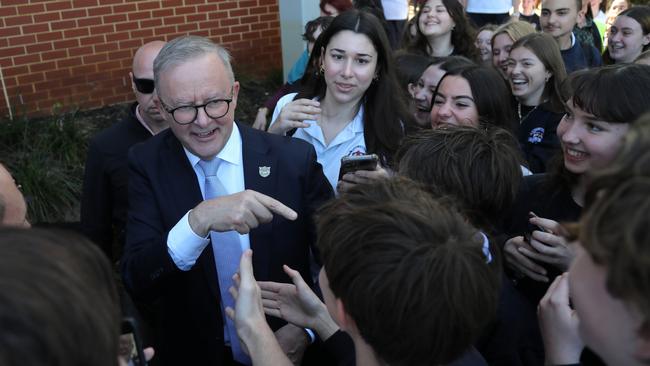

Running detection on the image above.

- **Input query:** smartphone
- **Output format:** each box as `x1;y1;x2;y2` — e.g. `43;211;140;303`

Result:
120;317;147;366
524;212;551;243
338;154;379;180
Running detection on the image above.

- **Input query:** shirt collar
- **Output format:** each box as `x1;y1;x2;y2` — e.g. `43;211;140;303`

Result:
134;104;155;136
183;123;243;167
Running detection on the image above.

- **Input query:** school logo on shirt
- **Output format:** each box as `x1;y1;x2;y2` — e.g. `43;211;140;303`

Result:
347;146;367;156
528;128;545;144
258;166;271;178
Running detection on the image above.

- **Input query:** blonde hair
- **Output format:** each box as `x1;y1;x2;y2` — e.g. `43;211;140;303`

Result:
491;20;537;46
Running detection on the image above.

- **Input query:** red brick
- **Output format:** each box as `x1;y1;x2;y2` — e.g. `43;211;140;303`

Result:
45;69;71;80
177;23;198;32
36;31;63;42
97;0;123;4
128;11;151;21
161;0;183;6
103;13;127;23
72;65;97;74
17;4;45;14
57;57;83;68
240;15;259;24
87;6;112;16
258;0;276;5
119;39;142;50
13;53;41;65
96;60;122;70
229;9;248;17
45;1;73;11
90;24;114;35
186;13;207;22
61;9;87;19
42;50;68;60
175;6;196;15
260;13;276;21
107;50;130;60
197;4;218;12
152;8;174;17
94;41;118;52
3;46;25;58
208;11;228;20
139;18;162;28
51;20;76;30
18;72;45;84
53;38;79;49
220;18;239;26
193;30;210;37
164;16;185;25
106;31;129;42
0;26;21;38
198;21;216;30
230;24;249;33
30;61;57;72
218;2;237;10
112;3;136;13
34;12;61;22
26;43;53;53
73;0;98;6
69;45;95;56
112;22;134;32
223;34;240;42
137;1;160;10
77;16;102;26
22;23;50;33
0;38;7;48
185;0;206;4
5;15;32;26
83;53;108;63
79;35;105;45
3;65;29;77
64;28;90;38
250;6;269;15
240;0;258;7
242;31;261;40
130;29;153;38
0;6;18;17
154;26;176;35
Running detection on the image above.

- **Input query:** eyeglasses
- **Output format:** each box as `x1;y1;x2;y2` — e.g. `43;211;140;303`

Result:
160;87;234;125
132;76;155;94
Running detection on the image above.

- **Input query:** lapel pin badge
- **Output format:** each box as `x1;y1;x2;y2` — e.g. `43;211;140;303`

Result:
259;166;271;178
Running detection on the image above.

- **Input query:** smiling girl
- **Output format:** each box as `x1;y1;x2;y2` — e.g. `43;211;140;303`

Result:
507;33;567;173
504;63;650;306
405;0;480;61
604;6;650;64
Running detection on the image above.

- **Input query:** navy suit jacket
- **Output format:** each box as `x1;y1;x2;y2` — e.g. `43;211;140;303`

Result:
122;123;333;365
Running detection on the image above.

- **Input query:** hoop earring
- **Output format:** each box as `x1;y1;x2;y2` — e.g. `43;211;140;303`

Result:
320;65;325;74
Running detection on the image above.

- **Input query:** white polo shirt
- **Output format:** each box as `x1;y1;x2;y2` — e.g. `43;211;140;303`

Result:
466;0;512;14
271;93;366;191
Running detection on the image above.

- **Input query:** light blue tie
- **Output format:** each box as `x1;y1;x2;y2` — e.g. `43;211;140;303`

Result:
198;159;251;365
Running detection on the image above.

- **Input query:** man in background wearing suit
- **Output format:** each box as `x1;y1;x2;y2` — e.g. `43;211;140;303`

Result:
81;40;167;261
121;36;333;366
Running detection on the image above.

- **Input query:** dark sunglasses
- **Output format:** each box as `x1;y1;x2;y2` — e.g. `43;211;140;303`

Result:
132;76;155;94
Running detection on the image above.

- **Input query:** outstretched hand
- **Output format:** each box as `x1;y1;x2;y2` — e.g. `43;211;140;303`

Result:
259;266;339;340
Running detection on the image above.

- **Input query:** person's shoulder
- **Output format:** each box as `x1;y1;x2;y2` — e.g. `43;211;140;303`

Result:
90;103;148;149
130;128;176;161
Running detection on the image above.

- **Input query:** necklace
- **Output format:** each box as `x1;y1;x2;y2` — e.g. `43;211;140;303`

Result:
518;102;540;124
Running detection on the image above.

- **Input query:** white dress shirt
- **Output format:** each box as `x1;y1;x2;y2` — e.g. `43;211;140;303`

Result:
167;123;250;270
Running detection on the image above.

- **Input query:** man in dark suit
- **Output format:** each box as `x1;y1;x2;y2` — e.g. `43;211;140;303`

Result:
81;40;167;261
121;36;333;366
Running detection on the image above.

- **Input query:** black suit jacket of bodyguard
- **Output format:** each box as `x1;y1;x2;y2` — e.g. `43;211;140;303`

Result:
122;123;334;365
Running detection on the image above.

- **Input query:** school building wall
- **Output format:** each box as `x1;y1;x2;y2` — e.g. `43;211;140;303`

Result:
0;0;282;118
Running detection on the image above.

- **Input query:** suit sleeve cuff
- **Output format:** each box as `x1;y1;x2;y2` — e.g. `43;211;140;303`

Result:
167;210;210;271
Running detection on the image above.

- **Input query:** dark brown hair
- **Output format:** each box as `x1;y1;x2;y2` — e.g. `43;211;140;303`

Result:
316;178;499;366
0;228;120;366
396;126;523;234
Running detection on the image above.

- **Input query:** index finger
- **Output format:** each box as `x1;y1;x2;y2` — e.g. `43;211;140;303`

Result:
253;192;298;220
238;249;255;284
293;98;321;108
529;214;560;234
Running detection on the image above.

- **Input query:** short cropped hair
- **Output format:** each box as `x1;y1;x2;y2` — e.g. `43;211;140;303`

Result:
316;178;500;366
491;21;536;48
0;228;120;366
153;35;234;89
579;177;650;334
396;126;523;233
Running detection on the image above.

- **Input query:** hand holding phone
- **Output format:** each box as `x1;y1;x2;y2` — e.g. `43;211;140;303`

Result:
338;154;379;180
120;317;147;366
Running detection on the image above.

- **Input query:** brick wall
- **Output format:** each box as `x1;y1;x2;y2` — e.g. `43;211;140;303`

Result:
0;0;282;118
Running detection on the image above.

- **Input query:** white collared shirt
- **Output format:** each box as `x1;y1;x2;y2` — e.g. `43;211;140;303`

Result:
271;93;366;190
167;123;250;270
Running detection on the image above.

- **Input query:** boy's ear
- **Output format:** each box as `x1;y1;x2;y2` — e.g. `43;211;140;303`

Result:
335;298;359;334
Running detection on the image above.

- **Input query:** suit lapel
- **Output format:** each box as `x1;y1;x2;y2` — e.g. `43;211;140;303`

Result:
240;124;277;280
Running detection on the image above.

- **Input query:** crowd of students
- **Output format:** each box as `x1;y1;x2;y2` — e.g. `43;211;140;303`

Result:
2;0;650;365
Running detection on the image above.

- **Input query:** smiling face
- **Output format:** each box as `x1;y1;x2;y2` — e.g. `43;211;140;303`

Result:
430;75;480;128
408;64;446;126
322;30;378;107
608;15;650;63
508;46;551;106
492;33;515;78
556;99;629;175
156;53;239;160
569;244;646;366
418;0;455;39
476;30;494;63
541;0;580;46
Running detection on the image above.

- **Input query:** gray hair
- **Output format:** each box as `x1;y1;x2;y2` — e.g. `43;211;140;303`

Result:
153;35;235;91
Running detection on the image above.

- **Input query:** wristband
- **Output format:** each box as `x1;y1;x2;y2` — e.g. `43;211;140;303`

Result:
304;328;316;344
